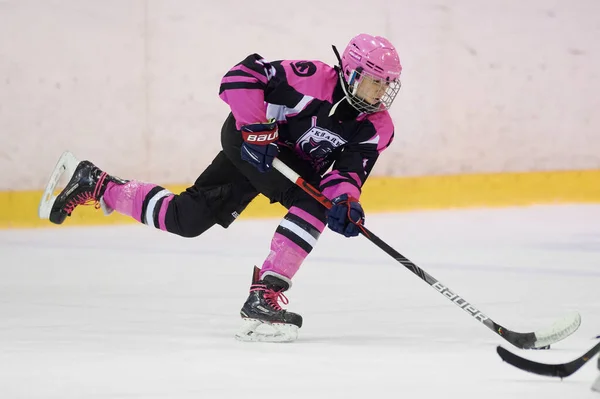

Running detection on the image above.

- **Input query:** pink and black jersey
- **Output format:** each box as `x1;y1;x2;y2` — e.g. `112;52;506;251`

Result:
219;54;395;201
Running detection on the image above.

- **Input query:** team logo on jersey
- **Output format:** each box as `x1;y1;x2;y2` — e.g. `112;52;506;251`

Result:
291;61;317;77
301;137;336;159
297;117;346;168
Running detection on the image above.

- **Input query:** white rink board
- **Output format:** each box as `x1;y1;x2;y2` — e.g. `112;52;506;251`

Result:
1;0;599;190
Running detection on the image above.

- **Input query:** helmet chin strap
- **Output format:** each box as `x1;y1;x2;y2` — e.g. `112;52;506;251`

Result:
332;44;364;113
331;45;352;95
331;45;343;68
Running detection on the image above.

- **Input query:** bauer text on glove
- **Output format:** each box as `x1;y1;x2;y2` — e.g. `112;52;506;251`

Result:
240;120;279;173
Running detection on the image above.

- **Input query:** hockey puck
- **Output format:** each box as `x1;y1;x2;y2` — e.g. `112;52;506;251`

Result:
532;345;551;350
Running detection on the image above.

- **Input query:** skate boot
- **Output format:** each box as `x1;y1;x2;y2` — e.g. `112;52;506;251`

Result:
38;151;126;224
235;266;302;342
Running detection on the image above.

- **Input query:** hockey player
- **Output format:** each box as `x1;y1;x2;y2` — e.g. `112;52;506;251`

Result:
39;33;402;342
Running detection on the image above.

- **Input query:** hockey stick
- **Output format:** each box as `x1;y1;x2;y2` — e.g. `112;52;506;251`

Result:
272;158;581;349
497;339;600;378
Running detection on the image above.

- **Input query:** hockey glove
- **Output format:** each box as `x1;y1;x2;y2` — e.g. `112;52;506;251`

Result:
240;120;279;173
326;194;365;237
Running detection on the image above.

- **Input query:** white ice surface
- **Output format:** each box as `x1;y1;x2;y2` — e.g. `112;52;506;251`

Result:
1;204;599;398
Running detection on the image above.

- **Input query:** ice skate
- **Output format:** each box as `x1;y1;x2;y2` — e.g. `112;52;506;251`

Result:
38;151;126;224
235;266;302;343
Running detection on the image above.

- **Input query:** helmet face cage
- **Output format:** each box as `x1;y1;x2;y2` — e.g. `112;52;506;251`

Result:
345;69;401;114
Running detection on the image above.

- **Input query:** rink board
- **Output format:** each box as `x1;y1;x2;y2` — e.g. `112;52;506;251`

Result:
1;168;600;229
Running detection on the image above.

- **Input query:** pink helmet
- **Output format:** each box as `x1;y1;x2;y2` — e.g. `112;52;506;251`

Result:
340;33;402;113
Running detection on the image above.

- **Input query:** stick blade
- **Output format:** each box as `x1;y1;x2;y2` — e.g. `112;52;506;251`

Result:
501;312;582;349
497;340;600;378
497;346;572;378
532;312;582;348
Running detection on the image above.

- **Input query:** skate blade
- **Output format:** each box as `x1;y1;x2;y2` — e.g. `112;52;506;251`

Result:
38;151;80;219
235;318;299;343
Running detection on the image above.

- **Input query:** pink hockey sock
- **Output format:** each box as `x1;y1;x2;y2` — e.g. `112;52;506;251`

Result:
260;206;325;283
102;180;173;228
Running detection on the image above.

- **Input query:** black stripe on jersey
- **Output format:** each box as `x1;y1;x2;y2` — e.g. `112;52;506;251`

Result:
219;82;265;95
235;54;270;76
320;177;361;193
152;195;167;228
275;225;313;253
224;70;257;79
284;213;321;240
319;178;345;190
141;186;165;225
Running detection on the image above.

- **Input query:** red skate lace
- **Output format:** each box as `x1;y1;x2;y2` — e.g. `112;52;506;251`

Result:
64;172;108;215
250;284;288;311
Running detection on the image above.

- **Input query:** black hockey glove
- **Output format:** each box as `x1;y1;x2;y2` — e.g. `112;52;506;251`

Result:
326;194;365;237
240;120;279;173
